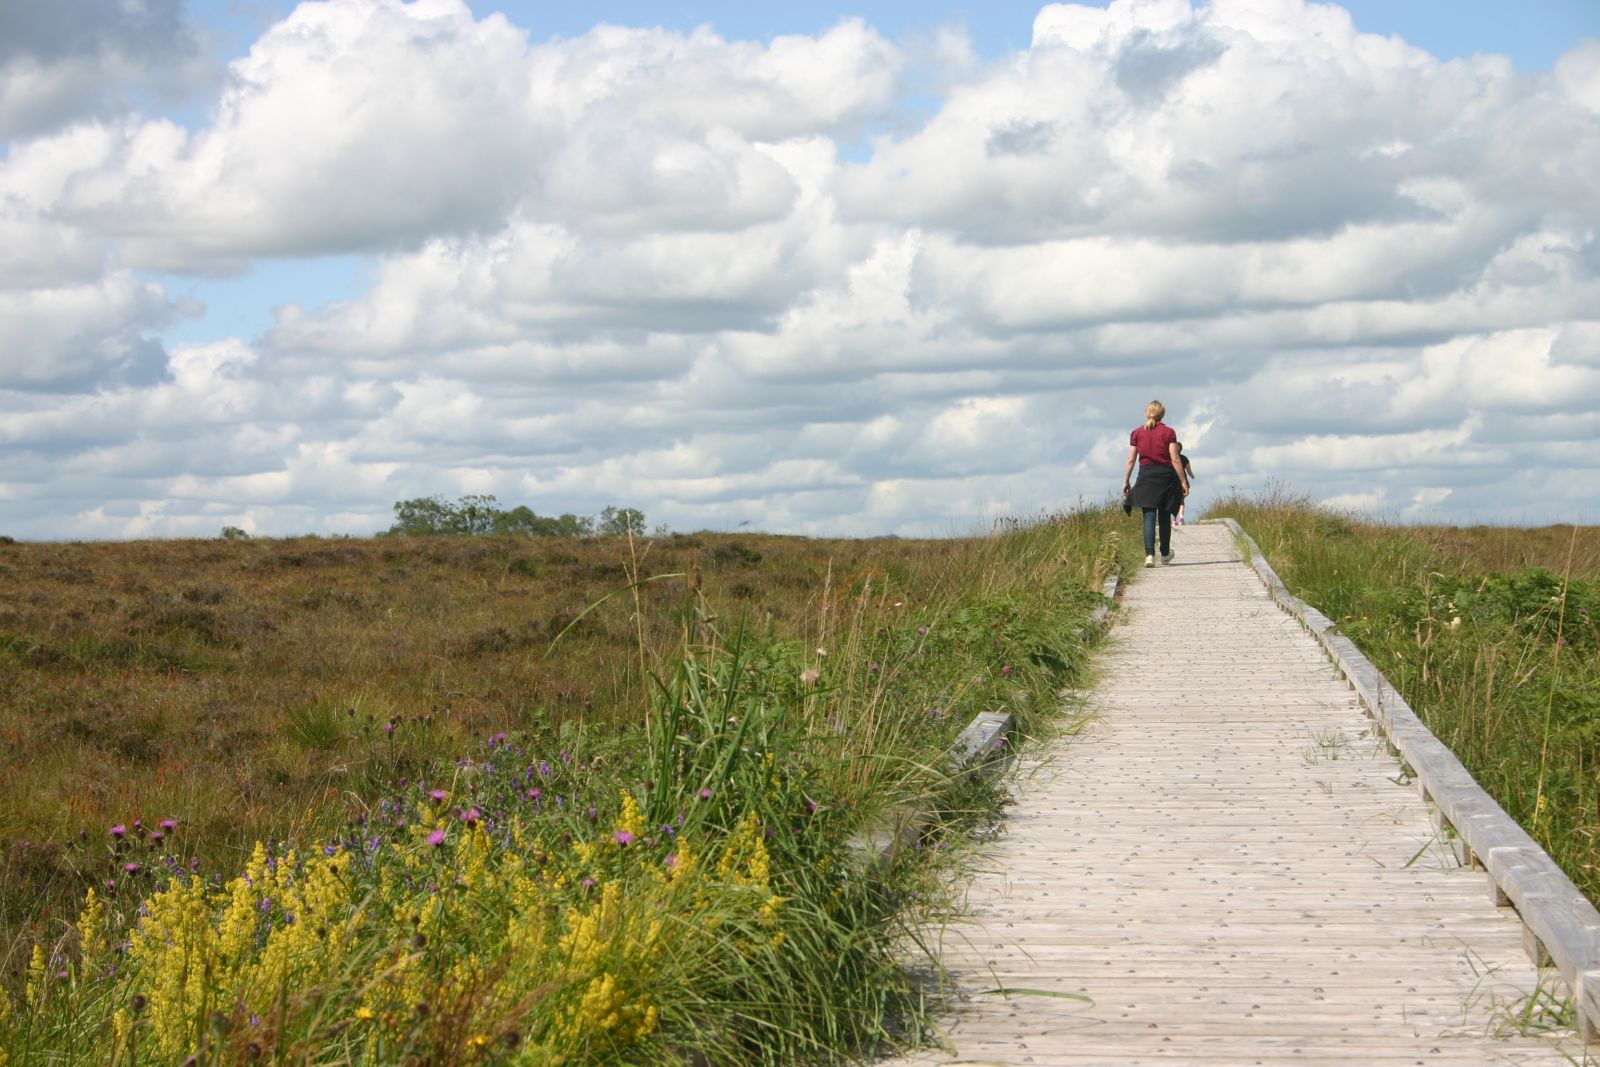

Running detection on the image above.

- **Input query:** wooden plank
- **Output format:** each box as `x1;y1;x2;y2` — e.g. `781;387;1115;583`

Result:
876;524;1582;1065
1218;518;1600;1048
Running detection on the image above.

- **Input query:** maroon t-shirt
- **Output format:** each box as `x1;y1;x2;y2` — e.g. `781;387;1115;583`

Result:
1131;423;1177;467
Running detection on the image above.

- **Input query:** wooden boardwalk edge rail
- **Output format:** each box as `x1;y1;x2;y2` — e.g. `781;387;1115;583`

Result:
853;574;1122;868
1215;517;1600;1044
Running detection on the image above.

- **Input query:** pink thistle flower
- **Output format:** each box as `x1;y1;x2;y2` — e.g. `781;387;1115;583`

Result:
123;863;141;874
1001;664;1013;677
427;830;447;847
158;819;177;832
613;830;635;846
698;787;713;801
108;824;126;839
428;789;448;802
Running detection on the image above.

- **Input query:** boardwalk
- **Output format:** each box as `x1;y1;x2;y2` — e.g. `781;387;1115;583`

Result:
888;523;1582;1066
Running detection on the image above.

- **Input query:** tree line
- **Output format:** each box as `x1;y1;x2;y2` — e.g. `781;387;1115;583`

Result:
384;495;650;537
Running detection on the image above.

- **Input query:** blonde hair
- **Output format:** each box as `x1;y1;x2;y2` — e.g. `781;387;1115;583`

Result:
1143;400;1166;430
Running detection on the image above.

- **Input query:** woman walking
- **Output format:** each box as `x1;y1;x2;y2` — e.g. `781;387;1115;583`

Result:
1122;400;1189;567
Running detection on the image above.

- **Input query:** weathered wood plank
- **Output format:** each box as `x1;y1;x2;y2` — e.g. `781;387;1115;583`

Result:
876;524;1582;1065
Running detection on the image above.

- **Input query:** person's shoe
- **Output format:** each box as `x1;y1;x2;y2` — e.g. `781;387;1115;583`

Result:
1161;550;1175;564
1144;555;1155;568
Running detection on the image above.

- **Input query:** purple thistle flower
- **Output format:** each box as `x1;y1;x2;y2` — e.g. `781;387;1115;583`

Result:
698;787;713;801
109;824;126;839
159;819;177;832
613;830;635;846
383;722;396;734
580;877;596;892
428;789;448;802
1001;664;1013;676
123;862;141;874
149;831;164;844
460;807;481;825
916;625;928;635
526;788;541;801
489;731;507;746
663;854;677;868
427;830;447;847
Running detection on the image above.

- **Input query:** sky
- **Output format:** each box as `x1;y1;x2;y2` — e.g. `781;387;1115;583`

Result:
1;0;1598;540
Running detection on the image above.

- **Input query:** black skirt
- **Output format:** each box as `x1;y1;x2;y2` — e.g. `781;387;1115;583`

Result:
1129;463;1183;514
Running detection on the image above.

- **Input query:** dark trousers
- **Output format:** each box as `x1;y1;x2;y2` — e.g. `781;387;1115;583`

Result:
1142;507;1171;556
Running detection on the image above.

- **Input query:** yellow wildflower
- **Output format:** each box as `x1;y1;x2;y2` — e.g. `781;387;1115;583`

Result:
615;792;646;840
458;823;492;888
76;886;108;972
25;943;48;1011
717;812;771;891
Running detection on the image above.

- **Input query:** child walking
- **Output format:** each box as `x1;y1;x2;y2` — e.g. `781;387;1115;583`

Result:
1173;443;1195;527
1171;441;1196;524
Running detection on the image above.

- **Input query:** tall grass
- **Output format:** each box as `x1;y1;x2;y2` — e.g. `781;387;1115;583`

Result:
1208;489;1600;905
0;507;1136;1064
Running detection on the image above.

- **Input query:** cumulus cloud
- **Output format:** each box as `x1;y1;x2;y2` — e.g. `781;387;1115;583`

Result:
2;1;901;271
0;0;210;139
1;0;1598;539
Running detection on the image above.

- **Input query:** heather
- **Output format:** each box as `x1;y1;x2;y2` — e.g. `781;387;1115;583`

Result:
0;507;1132;1063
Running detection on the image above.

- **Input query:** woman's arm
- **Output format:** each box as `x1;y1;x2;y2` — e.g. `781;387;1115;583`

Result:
1123;445;1138;491
1168;441;1189;495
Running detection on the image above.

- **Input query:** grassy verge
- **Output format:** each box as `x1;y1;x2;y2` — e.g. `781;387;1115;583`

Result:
1207;490;1600;906
0;507;1134;1064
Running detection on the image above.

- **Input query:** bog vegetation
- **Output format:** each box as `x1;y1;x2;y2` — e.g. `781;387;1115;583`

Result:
0;507;1132;1064
1210;490;1600;906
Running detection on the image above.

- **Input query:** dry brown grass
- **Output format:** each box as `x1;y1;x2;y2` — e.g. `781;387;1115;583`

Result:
1418;524;1600;579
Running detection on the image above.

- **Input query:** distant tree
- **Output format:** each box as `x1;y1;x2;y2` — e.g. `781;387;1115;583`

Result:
386;495;606;538
387;496;457;536
220;526;250;540
545;512;596;537
453;494;500;536
596;506;647;537
495;507;595;537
